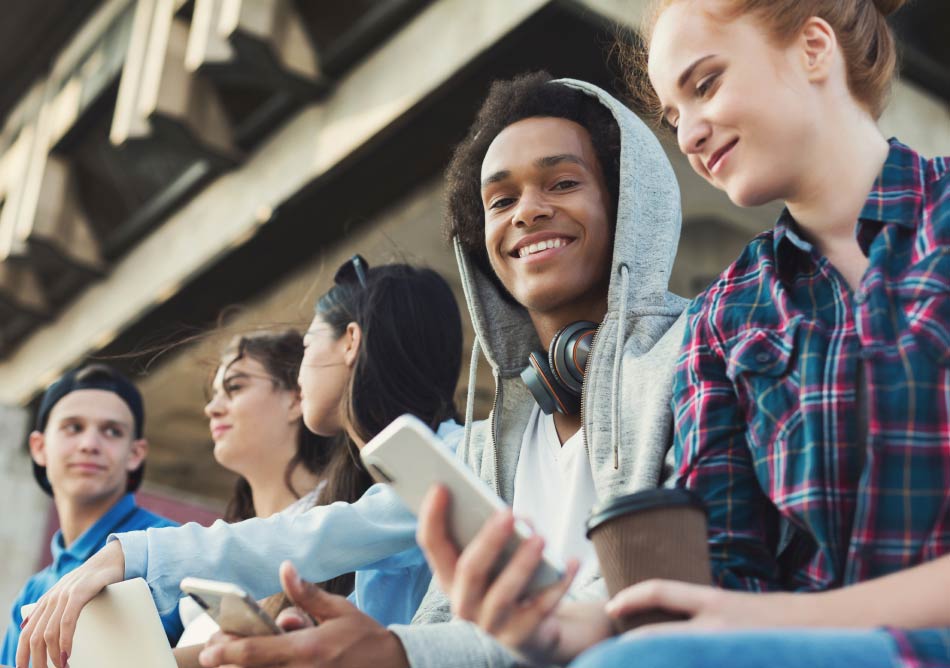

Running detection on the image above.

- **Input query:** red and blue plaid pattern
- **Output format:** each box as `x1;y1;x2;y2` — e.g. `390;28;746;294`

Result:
672;139;949;665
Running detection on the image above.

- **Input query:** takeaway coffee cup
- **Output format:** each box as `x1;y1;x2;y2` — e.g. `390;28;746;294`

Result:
586;488;711;632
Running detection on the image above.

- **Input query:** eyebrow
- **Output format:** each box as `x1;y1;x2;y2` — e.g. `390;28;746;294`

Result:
678;54;717;90
481;153;588;187
58;416;132;430
662;54;718;120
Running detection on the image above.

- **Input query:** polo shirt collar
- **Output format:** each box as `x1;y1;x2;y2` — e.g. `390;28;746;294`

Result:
50;494;139;571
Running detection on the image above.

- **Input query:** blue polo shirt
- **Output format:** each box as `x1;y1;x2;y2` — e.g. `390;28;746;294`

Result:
1;494;182;665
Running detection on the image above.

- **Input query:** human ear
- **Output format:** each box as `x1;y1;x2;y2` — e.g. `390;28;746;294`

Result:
28;431;47;466
799;16;837;83
286;388;304;423
127;438;149;471
342;322;362;368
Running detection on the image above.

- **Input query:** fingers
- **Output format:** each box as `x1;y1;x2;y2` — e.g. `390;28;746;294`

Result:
278;561;352;624
16;547;123;668
199;632;300;668
275;606;314;632
629;619;694;637
478;534;545;632
27;592;58;668
56;581;93;662
43;590;71;668
494;558;578;644
452;511;516;620
416;485;460;594
605;580;712;619
17;596;44;668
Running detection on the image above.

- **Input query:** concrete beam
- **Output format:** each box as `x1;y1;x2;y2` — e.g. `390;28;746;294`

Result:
0;0;552;405
0;0;947;406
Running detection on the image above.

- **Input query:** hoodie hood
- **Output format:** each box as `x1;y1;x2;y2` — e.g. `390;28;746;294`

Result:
401;80;689;663
454;77;683;380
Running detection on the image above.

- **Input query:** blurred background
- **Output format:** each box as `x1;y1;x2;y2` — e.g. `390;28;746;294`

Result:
0;0;947;613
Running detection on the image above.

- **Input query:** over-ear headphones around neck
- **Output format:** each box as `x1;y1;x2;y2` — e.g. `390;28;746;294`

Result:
520;321;598;415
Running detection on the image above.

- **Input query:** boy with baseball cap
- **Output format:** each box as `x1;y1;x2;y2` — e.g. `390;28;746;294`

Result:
1;364;181;664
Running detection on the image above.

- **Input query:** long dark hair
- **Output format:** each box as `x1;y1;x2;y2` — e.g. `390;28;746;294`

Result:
315;262;463;446
218;329;365;597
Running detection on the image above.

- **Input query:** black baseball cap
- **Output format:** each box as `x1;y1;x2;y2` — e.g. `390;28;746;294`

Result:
33;364;146;496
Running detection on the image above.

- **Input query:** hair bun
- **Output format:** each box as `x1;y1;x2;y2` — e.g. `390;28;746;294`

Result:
872;0;907;17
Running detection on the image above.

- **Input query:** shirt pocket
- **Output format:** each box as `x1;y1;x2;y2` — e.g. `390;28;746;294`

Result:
896;251;950;365
725;324;802;450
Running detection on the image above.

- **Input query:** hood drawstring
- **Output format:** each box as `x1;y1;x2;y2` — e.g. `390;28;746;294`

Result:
463;336;480;453
611;264;630;469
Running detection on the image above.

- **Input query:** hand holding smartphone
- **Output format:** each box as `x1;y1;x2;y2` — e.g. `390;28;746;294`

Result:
360;414;564;594
179;578;283;637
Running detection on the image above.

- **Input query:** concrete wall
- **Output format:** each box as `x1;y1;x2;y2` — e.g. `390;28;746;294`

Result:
0;404;51;620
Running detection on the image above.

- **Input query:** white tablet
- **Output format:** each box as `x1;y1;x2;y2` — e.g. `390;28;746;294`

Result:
21;578;176;668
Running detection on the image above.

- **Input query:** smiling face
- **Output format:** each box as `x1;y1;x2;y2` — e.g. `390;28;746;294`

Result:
31;390;146;504
648;0;820;207
204;355;301;478
481;116;613;318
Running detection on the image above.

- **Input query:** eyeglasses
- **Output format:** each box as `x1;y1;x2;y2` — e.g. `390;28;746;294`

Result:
334;254;368;288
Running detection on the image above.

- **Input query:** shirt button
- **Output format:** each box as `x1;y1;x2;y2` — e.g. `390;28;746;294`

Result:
854;290;867;305
755;352;772;364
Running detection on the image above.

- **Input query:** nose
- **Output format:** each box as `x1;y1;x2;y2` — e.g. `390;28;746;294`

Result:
512;187;553;227
678;112;711;158
77;428;103;453
204;391;226;419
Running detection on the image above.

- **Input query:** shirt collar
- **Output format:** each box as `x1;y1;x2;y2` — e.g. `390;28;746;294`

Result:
859;138;924;229
772;211;817;280
772;138;922;276
50;494;139;569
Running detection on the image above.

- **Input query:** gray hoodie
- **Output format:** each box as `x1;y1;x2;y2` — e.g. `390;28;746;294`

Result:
390;79;688;667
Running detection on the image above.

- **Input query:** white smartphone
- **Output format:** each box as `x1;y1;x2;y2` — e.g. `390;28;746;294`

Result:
179;577;283;636
360;414;564;594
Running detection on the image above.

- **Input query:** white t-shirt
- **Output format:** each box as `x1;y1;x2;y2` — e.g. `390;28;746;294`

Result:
512;405;599;580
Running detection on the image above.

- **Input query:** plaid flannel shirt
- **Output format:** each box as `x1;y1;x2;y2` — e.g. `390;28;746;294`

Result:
672;139;950;666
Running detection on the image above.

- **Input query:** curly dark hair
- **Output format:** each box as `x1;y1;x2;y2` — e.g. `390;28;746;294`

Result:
444;71;622;286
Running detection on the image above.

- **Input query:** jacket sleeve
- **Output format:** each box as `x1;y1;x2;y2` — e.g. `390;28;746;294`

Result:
671;301;781;591
110;483;419;616
390;579;523;668
390;620;525;668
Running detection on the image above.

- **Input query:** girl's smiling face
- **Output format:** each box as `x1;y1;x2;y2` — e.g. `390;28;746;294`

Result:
648;0;824;208
204;355;301;478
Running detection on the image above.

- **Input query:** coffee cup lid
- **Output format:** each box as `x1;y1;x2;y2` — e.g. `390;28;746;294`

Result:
586;488;706;537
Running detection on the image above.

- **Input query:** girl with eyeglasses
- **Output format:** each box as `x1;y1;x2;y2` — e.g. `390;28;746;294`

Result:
18;258;464;668
173;330;370;652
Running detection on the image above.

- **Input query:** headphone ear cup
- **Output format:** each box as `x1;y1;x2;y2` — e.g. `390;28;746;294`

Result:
520;351;580;415
550;321;597;394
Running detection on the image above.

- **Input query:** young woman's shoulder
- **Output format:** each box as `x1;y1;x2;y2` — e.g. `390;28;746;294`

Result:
926;155;949;228
689;230;777;312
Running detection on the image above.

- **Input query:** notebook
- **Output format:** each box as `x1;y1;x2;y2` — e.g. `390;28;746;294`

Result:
21;578;177;668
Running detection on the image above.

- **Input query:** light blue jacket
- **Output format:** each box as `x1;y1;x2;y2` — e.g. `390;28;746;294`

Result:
110;421;461;627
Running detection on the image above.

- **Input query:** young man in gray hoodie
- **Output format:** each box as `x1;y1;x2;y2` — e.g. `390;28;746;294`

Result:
128;72;687;668
391;72;688;668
